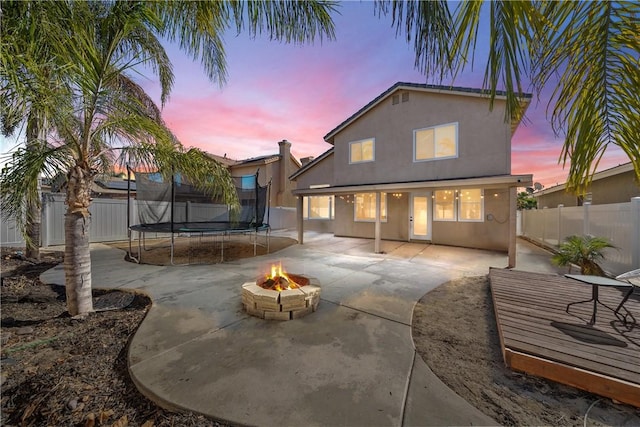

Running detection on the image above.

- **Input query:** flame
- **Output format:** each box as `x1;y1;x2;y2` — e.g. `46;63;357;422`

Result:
265;262;299;291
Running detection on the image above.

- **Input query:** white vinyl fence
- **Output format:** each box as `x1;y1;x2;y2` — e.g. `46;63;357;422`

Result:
1;193;298;248
522;197;640;275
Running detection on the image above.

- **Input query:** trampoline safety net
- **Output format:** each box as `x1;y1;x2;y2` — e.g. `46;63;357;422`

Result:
131;171;268;231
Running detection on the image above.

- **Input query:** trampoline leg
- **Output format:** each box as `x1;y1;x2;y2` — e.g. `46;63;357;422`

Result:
170;232;175;265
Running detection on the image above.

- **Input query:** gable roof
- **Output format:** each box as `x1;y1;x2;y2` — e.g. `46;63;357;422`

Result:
323;82;532;144
289;148;334;180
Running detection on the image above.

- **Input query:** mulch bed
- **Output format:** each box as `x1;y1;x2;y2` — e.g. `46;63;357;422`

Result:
0;247;232;427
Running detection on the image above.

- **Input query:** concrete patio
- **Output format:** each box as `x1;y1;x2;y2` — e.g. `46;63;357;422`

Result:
41;231;563;426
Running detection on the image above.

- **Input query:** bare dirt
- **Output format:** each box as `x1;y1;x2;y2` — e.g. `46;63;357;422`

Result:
108;235;297;266
2;245;639;426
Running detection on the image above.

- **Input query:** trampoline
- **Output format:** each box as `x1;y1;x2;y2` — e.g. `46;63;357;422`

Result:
127;169;271;265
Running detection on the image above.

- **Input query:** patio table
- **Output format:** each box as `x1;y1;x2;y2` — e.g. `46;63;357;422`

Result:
565;274;634;325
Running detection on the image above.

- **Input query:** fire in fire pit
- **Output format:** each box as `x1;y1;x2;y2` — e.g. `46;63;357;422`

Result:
242;263;320;321
259;263;310;291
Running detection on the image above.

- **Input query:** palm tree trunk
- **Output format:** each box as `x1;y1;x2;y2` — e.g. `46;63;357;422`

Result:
25;115;41;261
64;164;94;316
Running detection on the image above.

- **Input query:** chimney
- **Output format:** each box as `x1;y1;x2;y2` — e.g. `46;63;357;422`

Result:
300;156;315;166
278;140;292;206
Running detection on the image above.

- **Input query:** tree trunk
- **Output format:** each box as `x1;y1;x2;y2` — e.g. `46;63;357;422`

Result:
25;115;41;261
64;164;94;316
25;191;41;260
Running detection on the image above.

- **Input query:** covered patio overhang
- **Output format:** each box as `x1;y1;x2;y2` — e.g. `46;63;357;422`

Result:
292;174;533;267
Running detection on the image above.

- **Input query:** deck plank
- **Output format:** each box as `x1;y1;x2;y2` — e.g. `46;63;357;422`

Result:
489;268;640;407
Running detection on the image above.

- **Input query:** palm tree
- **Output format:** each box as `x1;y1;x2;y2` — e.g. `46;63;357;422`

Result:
1;1;66;261
376;0;639;194
551;235;616;276
1;0;337;316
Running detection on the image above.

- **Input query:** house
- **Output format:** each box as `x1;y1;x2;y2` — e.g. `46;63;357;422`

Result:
291;82;533;267
208;140;301;208
534;162;639;208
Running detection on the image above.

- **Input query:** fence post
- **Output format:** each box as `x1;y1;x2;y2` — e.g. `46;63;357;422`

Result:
583;201;591;236
542;207;547;245
632;197;640;269
557;204;563;246
41;194;51;247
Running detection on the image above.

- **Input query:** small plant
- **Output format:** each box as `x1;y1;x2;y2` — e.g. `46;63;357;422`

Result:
551;235;616;276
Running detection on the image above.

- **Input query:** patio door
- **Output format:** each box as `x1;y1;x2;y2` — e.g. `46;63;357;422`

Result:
410;192;431;240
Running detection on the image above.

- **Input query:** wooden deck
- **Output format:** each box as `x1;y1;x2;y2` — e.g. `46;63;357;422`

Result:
489;268;640;407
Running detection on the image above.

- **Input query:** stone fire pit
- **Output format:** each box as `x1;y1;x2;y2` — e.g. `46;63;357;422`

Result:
241;268;320;320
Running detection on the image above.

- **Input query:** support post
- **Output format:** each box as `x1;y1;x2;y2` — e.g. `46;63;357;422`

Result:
557;204;564;245
297;196;304;245
374;191;381;254
508;186;517;268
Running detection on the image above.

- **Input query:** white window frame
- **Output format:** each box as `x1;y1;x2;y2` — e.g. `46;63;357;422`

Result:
458;188;484;222
413;122;458;162
433;190;457;221
349;138;375;164
354;192;387;222
303;195;334;220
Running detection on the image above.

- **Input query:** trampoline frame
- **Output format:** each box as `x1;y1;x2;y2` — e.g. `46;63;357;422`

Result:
126;168;272;265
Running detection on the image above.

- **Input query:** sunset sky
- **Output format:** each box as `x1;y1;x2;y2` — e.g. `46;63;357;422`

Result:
1;2;630;189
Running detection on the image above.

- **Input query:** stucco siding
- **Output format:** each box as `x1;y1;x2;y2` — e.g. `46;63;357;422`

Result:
332;91;510;186
294;153;334;190
432;187;510;251
333;195;408;240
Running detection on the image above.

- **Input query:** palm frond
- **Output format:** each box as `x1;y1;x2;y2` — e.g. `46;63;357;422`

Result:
452;1;538;122
230;0;338;44
0;143;72;222
533;1;640;194
375;0;455;81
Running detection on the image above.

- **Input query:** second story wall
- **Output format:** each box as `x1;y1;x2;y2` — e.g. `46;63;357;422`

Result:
332;89;511;186
293;151;334;190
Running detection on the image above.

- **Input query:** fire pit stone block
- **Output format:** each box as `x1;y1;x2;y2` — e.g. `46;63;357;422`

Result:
256;289;280;304
265;311;291;321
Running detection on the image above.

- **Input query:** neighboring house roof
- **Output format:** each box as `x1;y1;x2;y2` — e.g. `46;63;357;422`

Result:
323;82;532;144
289;148;334;180
95;179;136;191
207;152;302;170
206;153;240;167
235;154;282;167
534;162;635;196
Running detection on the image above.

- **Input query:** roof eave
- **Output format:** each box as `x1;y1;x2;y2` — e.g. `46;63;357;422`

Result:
293;174;533;196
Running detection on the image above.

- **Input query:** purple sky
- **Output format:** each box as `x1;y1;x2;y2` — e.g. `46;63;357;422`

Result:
0;2;629;189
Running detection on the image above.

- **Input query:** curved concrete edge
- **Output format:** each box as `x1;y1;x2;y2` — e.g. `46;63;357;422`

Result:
126;305;241;426
403;352;497;426
403;285;498;426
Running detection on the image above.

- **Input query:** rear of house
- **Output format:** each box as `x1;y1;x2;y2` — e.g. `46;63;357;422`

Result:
291;82;532;265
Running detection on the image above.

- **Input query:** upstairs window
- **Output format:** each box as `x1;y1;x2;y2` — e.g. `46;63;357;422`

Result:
354;193;387;222
414;122;458;161
349;138;375;163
